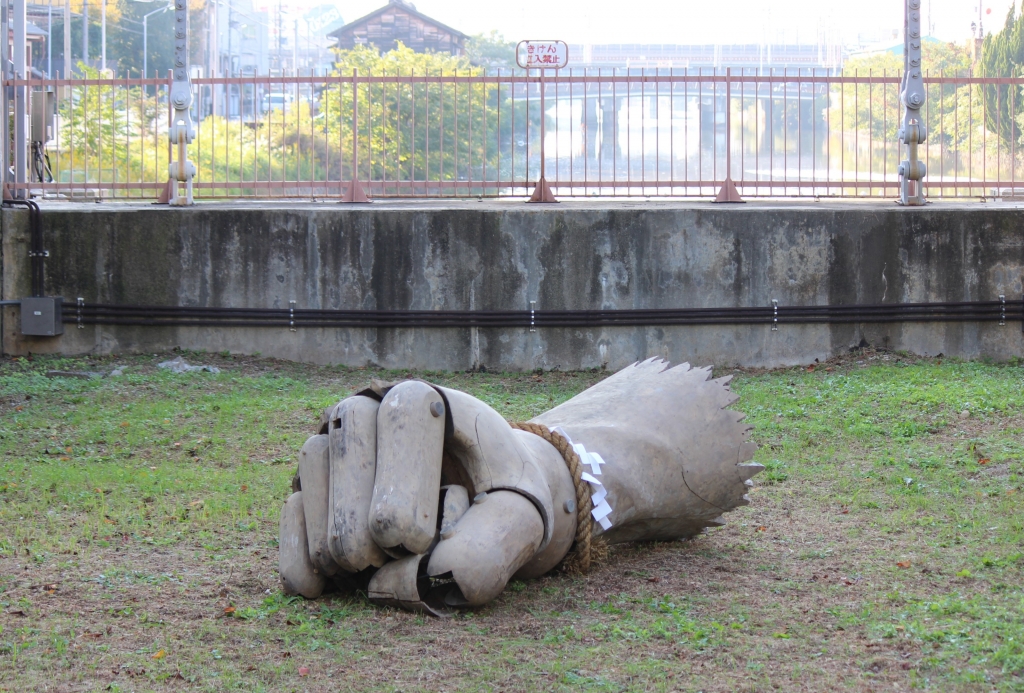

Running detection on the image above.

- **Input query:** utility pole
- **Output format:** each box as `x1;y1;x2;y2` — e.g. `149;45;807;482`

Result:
276;0;282;74
63;0;71;77
167;0;196;204
101;0;106;72
897;0;926;205
83;0;89;66
293;18;298;105
14;0;27;195
47;0;52;77
210;0;220;116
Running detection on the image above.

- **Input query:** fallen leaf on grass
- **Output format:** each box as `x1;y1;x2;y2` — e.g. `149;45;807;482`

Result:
978;458;991;465
897;561;912;569
840;506;849;514
7;610;26;617
120;422;130;427
60;456;70;461
298;666;310;677
43;583;58;591
151;649;166;660
756;526;767;532
647;577;661;583
240;484;249;492
189;500;204;507
223;606;236;615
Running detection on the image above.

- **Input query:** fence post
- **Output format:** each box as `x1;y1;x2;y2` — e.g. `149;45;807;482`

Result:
12;0;27;199
157;70;176;203
341;67;369;203
714;67;743;202
528;67;557;202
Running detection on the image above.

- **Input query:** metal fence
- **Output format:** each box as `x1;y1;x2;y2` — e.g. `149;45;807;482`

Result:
6;68;1024;199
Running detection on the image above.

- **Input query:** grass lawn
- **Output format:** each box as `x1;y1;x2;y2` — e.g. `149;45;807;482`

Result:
0;349;1022;692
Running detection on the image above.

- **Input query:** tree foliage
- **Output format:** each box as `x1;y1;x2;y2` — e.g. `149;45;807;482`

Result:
828;41;976;151
465;32;518;72
38;0;205;78
55;63;165;184
979;5;1024;150
320;44;503;185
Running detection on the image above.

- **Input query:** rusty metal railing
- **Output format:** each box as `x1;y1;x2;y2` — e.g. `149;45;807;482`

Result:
5;68;1024;200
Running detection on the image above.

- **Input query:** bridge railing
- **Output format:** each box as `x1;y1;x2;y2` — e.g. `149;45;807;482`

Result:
5;68;1023;199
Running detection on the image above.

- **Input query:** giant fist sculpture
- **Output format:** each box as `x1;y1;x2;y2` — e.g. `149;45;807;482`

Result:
279;358;761;615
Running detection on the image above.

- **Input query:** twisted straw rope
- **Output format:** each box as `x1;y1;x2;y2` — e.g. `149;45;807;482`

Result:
509;422;596;574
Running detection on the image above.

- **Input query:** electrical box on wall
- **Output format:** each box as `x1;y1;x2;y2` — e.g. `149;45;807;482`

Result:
30;89;56;143
20;297;64;336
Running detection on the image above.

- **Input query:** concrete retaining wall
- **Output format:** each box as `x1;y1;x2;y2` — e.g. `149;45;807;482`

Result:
2;200;1022;370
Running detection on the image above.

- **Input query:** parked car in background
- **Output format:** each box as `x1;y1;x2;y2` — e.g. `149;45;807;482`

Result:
261;92;293;114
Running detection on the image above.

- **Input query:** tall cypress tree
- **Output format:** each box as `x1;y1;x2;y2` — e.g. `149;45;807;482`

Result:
979;6;1024;150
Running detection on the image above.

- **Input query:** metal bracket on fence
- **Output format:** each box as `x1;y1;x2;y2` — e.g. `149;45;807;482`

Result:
341;69;370;204
164;0;196;206
530;300;537;332
771;299;779;331
999;295;1006;326
77;297;84;329
289;301;297;331
897;0;927;206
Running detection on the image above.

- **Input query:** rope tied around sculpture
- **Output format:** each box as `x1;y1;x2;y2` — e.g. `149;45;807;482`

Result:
509;422;605;574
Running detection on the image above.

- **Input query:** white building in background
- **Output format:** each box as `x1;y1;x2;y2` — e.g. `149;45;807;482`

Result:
567;43;845;74
209;0;271;77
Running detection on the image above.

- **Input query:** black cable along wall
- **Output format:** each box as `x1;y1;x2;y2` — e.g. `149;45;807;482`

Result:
67;299;1024;330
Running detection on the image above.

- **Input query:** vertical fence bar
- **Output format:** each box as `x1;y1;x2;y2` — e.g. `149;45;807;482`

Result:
612;68;617;195
454;70;458;194
670;68;674;194
640;67;645;194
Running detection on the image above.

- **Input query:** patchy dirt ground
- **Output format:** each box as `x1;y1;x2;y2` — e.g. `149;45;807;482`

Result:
1;351;1022;692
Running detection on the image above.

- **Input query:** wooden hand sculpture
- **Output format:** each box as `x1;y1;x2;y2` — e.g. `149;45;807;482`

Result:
279;358;761;615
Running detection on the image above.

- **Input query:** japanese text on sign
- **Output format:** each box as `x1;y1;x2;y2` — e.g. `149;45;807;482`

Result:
516;41;569;70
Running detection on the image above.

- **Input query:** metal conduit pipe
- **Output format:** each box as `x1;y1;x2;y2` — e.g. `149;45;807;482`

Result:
3;199;44;296
65;300;1024;330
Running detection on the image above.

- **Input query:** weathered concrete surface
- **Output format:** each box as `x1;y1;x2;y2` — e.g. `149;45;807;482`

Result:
2;200;1022;369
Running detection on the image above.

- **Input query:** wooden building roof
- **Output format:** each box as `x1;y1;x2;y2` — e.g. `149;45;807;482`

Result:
328;0;467;56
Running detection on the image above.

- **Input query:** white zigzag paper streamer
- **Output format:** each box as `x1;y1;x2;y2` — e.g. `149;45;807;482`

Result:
553;426;613;531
